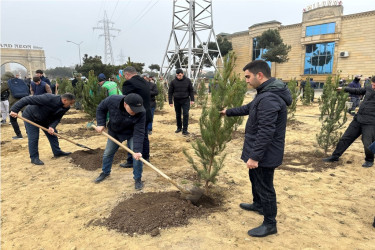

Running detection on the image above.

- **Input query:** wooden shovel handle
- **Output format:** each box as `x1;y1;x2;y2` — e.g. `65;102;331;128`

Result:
91;124;191;194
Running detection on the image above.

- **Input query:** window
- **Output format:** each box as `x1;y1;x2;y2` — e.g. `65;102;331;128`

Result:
304;42;335;75
252;38;271;68
306;22;335;36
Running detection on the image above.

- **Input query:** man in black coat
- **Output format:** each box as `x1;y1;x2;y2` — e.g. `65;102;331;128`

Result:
120;66;151;168
221;60;292;237
94;94;146;190
141;73;159;135
323;76;375;168
10;93;75;165
168;68;194;135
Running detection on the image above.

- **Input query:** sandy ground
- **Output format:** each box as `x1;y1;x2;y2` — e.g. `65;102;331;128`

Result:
1;94;375;249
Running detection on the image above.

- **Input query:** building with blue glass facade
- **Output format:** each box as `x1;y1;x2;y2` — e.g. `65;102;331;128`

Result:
223;4;375;84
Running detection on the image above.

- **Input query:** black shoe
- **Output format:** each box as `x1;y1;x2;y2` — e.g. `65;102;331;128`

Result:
362;161;373;168
182;131;190;136
119;162;133;168
240;203;264;215
94;172;110;183
248;224;277;237
31;158;44;165
54;151;72;158
135;179;144;190
175;128;182;133
323;156;339;162
373;217;375;228
12;135;23;140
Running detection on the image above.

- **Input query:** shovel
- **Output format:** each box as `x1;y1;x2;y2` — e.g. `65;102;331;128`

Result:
17;115;94;151
88;123;203;203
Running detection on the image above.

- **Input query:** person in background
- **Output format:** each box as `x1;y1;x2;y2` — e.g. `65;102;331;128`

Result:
323;76;375;168
30;76;52;95
168;68;194;135
97;73;122;96
347;75;362;115
0;87;10;125
141;73;158;135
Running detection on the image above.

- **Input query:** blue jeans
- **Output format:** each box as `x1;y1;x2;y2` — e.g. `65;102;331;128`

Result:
249;167;277;226
24;121;63;160
147;107;156;132
102;137;143;180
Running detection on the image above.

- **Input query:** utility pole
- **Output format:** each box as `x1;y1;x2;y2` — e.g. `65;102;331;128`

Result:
118;49;126;65
93;11;120;65
160;0;223;86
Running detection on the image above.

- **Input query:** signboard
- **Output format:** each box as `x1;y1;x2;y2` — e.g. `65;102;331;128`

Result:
304;0;342;12
0;43;43;50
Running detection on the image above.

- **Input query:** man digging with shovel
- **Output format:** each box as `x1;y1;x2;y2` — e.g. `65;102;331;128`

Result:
93;93;146;190
9;93;76;165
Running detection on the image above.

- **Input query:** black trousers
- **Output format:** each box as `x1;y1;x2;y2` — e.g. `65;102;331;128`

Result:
174;99;190;131
332;119;375;162
10;114;22;136
249;167;277;226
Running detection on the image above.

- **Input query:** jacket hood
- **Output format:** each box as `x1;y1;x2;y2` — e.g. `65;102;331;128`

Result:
258;78;292;106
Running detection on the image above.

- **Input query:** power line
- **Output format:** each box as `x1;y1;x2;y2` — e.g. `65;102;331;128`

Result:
110;0;120;21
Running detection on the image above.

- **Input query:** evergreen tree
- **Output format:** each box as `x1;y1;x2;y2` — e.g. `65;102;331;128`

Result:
155;79;165;111
56;78;72;94
183;52;247;191
196;80;208;107
256;29;291;63
301;78;313;105
81;70;107;118
316;75;348;154
287;79;299;121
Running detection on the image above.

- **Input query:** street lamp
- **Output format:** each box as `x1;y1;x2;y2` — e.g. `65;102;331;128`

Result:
66;40;83;66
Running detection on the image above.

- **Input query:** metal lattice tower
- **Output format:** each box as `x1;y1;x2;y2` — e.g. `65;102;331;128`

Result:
93;11;120;65
160;0;223;85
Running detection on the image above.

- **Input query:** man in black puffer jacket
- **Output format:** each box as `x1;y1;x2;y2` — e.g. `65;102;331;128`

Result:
120;66;151;168
323;76;375;168
168;68;195;135
10;93;75;165
221;60;292;238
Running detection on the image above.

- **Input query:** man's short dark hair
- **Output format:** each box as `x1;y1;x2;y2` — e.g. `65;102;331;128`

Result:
176;68;183;74
61;93;75;101
371;76;375;83
33;76;41;82
123;66;137;74
36;69;43;74
243;60;271;78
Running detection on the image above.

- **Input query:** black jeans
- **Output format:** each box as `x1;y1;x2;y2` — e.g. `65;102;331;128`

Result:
332;118;375;162
10;115;22;136
174;98;190;131
249;167;277;226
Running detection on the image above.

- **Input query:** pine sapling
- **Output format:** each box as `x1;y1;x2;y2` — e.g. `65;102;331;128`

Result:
287;79;299;122
81;70;107;118
316;75;348;154
156;79;165;111
301;78;313;105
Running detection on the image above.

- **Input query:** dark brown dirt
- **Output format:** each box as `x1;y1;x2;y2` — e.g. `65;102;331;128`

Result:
280;150;342;172
60;117;91;125
100;191;221;237
287;119;305;129
69;148;125;171
1;140;10;145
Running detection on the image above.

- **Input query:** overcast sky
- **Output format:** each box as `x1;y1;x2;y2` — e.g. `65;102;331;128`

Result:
1;0;374;70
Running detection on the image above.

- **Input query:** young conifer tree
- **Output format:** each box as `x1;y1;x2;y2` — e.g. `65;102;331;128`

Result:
316;75;348;154
81;70;107;118
301;78;313;105
155;79;165;111
287;79;299;121
183;52;247;191
196;80;208;107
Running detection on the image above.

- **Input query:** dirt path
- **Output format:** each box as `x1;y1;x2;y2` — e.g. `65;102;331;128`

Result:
1;96;375;249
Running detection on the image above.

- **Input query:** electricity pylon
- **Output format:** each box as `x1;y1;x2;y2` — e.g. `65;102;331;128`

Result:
160;0;223;85
93;11;120;65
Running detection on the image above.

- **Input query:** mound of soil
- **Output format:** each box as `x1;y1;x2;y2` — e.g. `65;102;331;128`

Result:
280;150;342;172
60;117;90;125
100;191;221;237
70;148;126;171
65;127;99;139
